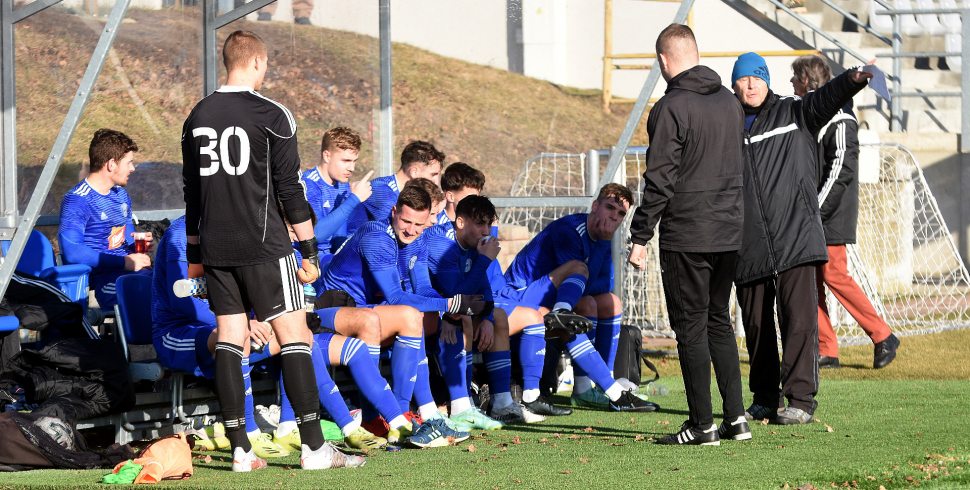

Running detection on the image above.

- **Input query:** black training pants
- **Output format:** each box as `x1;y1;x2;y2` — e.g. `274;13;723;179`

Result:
737;264;819;415
660;250;745;427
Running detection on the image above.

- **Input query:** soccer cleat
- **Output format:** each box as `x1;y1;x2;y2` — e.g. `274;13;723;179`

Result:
489;402;526;425
403;411;425;426
656;421;720;446
523;394;573;416
231;447;268;472
570;386;610;409
773;406;815;425
386;423;413;445
543;309;594;336
717;416;752;441
873;333;900;369
519;403;547;423
300;442;366;470
404;419;454;448
361;416;390;439
819;356;841;369
272;428;301;452
452;407;505;430
204;422;231;450
744;403;779;421
254;404;281;432
609;390;660;412
250;432;291;458
344;426;387;450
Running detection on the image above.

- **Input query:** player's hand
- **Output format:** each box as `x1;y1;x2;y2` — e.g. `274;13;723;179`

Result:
476;235;500;261
440;315;460;344
448;294;493;317
298;257;320;284
475;318;494;351
627;243;647;271
125;253;151;271
130;231;153;241
187;263;205;279
351;170;374;202
850;59;877;83
249;320;274;349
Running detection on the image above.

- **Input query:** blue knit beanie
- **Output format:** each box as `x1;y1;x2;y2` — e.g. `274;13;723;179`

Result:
731;52;770;87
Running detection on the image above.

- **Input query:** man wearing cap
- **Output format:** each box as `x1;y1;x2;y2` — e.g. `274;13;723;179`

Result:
730;52;874;425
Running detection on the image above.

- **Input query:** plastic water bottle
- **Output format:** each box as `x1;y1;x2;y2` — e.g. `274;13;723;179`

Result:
643;381;670;396
173;277;207;298
303;283;316;312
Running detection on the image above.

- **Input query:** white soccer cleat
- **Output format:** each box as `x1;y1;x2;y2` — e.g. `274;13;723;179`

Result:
230;447;267;472
300;442;366;470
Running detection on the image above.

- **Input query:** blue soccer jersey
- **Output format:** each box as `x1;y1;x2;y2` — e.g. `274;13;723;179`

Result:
58;180;135;291
346;175;399;237
423;223;493;300
323;220;449;312
435;210;451;226
301;167;359;254
397;233;441;299
151;216;216;338
503;213;613;296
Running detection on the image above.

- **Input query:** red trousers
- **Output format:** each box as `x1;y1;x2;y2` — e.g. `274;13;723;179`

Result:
816;244;892;357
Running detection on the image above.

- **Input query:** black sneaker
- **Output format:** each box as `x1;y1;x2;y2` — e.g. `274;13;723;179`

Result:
257;12;271;21
819;355;841;369
543;309;594;336
744;403;779;421
873;333;899;369
657;421;719;446
717;416;752;441
609;390;659;412
523;394;573;416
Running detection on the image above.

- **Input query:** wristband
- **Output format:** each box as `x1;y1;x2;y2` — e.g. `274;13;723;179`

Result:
186;243;202;264
299;237;319;258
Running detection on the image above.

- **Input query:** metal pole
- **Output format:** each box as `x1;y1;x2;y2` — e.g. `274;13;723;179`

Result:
962;9;969;152
1;1;17;232
0;0;131;301
602;0;613;114
379;0;393;177
891;10;902;132
203;0;218;97
586;149;600;196
599;0;694;186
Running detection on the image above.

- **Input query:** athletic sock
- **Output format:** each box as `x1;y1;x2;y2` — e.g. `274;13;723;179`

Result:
388;415;410;429
517;324;546;393
483;350;513;409
595;315;622;372
571;315;599;390
418;402;439;421
309;338;354;430
438;332;469;406
341;337;404;423
242;357;258;435
522;389;540;403
412;336;436;408
391;335;422;414
552;274;587;311
566;335;621;401
451;396;472;415
277;420;297;435
214;342;250;452
360;344;383;422
278;377;296;431
279;342;324;451
465;351;474;395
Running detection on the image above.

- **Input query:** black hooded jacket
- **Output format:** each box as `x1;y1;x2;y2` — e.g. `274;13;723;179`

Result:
816;101;860;245
629;65;745;252
736;70;868;284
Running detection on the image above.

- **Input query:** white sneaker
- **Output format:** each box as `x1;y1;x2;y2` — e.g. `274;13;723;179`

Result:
254;404;281;432
300;442;366;470
230;447;267;472
519;403;547;423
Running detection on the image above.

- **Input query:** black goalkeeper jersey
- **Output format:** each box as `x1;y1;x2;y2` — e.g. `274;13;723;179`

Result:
182;86;312;267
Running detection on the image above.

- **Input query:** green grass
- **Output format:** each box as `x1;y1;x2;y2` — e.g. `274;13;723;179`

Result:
4;331;970;489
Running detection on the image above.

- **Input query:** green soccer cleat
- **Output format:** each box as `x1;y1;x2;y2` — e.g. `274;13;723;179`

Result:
451;407;505;430
570;386;610;409
249;432;290;458
344;426;387;450
386;423;413;445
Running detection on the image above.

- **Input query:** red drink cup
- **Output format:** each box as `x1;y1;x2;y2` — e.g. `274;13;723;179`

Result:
134;233;150;254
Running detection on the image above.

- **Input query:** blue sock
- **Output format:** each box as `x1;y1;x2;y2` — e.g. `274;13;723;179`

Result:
310;337;354;430
465;351;474;395
392;335;422;414
595;315;622;372
342;337;403;422
567;334;616;393
482;350;512;396
518;324;546;392
278;372;295;426
438;332;468;403
571;316;598;380
553;274;587;311
360;344;382;422
242;357;257;434
412;336;435;408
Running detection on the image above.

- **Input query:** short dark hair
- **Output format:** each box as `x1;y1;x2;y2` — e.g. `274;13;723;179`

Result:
791;54;832;92
89;128;138;173
596;183;634;208
455;194;497;225
655;23;697;59
440;162;485;193
321;126;362;154
223;30;267;73
396;185;432;213
400;140;445;173
404;177;444;204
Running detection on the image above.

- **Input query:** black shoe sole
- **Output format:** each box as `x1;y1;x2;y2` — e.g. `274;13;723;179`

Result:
610;401;659;412
523;401;573;416
873;336;900;369
656;434;720;445
543;311;594;335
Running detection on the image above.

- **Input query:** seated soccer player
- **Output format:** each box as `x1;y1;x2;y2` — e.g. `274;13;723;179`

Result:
436;162;485;225
301;126;373;257
501;184;657;412
426;195;575;420
345;140;443;236
322;185;487;444
60;129;151;309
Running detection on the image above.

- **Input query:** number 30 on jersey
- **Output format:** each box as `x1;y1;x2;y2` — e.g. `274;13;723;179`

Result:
192;127;251;176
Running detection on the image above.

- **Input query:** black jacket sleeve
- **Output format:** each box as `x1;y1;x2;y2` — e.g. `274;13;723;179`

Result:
629;100;683;246
181;117;201;237
818;117;859;222
798;70;868;135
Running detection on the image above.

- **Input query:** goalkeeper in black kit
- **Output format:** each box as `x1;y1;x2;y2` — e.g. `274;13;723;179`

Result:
181;30;364;472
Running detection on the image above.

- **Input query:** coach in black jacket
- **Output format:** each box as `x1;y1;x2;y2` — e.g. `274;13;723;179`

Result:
628;24;747;445
731;52;872;425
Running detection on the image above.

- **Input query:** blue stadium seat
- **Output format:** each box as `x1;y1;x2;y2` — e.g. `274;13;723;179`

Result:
0;316;19;333
1;229;91;307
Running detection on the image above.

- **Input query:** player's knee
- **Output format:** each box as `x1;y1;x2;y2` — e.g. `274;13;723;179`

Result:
359;308;381;342
565;260;589;278
402;306;424;336
599;292;622;316
574;296;596;316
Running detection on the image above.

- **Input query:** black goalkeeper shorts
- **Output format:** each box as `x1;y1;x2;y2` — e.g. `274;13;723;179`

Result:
204;252;306;322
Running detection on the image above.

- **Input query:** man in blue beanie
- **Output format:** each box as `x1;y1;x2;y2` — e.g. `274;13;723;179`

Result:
730;52;874;425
